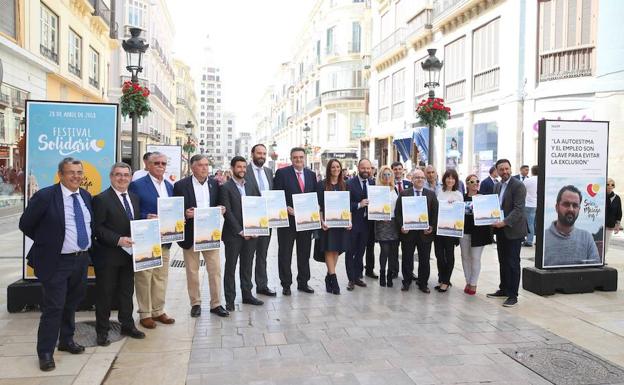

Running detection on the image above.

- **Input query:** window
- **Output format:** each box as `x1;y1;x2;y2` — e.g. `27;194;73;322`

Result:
351;22;361;53
538;0;596;81
444;36;466;102
0;113;4;139
326;27;334;55
68;29;82;77
127;0;146;28
413;56;427;105
350;112;365;140
1;0;16;38
391;69;405;119
88;47;99;88
40;4;58;63
378;76;391;122
316;40;321;63
327;113;336;140
473;18;500;95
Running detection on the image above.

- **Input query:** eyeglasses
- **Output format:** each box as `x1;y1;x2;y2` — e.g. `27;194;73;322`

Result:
413;176;425;180
467;180;480;184
152;161;167;166
607;183;615;187
113;173;131;178
382;172;393;177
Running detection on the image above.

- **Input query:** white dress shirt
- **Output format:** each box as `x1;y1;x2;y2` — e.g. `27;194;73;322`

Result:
252;164;270;192
132;169;148;181
112;187;135;219
149;174;170;198
60;183;92;253
523;177;538;208
233;178;246;197
192;175;211;208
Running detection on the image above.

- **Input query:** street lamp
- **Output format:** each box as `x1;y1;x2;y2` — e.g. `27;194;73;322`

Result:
122;27;149;172
184;120;195;176
199;139;205;154
421;48;443;166
269;140;278;172
302;123;311;169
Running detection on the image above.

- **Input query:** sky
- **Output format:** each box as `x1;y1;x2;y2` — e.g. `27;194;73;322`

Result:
167;0;316;136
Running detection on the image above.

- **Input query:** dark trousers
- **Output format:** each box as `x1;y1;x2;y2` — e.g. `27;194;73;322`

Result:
37;252;89;356
365;222;375;274
94;259;135;335
401;238;432;287
379;241;398;274
434;236;457;284
277;227;312;288
254;229;271;290
224;237;258;304
496;232;522;298
345;226;368;282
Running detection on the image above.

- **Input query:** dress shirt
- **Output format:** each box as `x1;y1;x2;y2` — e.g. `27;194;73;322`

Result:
112;187;135;219
149;174;170;198
294;167;305;188
233;178;246;197
425;180;442;195
499;178;510;206
523;177;538;208
252;163;269;192
60;183;92;253
131;169;148;181
192;175;211;208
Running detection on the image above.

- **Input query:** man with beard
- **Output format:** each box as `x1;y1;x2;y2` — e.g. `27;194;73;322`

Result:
244;144;276;297
543;185;600;267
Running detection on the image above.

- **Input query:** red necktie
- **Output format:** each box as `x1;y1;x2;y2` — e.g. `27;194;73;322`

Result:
296;171;305;192
397;181;403;192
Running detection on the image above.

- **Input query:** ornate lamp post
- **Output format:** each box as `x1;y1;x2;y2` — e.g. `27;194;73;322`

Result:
303;122;311;168
269;140;278;172
421;48;443;166
183;120;195;176
122;27;149;172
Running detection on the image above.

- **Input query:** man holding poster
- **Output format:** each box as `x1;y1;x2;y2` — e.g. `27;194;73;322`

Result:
173;154;229;318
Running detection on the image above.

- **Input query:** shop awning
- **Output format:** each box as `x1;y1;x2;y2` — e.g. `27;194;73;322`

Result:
392;126;429;164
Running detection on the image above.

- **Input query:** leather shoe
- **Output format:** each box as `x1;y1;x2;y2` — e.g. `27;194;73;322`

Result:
418;285;430;293
121;327;146;339
210;306;230;317
401;283;410;291
282;287;291;296
346;281;355;291
38;353;55;371
365;271;378;279
190;305;201;317
242;296;264;306
153;314;175;324
257;288;277;296
354;279;367;287
297;285;314;294
225;303;235;311
96;333;110;346
58;341;85;354
140;318;157;329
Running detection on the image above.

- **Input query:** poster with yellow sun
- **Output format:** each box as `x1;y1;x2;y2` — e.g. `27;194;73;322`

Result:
23;101;118;279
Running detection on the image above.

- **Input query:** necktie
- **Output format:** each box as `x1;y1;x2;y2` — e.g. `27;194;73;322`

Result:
121;193;133;220
362;180;367;198
416;190;421;196
71;193;89;250
296;171;305;192
257;168;266;191
397;181;403;193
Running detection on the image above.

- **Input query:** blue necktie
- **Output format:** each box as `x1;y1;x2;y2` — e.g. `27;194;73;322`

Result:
121;193;133;220
257;168;266;191
72;193;89;250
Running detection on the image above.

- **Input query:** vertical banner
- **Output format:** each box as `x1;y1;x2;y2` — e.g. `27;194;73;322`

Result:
147;144;182;183
537;120;609;269
24;101;118;279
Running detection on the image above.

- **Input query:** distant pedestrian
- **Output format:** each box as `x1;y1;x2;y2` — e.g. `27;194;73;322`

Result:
605;178;622;255
522;166;538;246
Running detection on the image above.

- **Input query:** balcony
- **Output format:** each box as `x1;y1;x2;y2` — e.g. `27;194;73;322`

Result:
445;79;466;102
432;0;468;21
89;77;100;89
321;88;367;103
40;44;58;63
406;9;432;40
0;93;9;107
150;83;175;114
89;0;111;27
539;46;593;82
372;28;406;59
305;97;321;111
473;66;499;95
69;64;82;78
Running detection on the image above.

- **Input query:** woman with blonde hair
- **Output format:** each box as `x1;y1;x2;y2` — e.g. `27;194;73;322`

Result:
375;165;400;287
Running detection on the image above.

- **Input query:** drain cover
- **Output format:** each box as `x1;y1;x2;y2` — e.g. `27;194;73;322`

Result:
72;321;124;347
501;343;624;385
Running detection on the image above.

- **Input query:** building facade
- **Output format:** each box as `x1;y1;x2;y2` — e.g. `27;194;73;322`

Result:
235;131;252;158
174;58;198;172
255;0;372;172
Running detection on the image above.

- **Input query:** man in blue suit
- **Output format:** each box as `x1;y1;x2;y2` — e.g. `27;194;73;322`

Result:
19;158;93;371
129;152;175;329
345;159;374;291
479;166;498;195
273;147;317;295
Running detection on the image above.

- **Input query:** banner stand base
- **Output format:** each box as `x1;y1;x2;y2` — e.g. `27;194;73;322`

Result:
522;266;618;296
7;279;97;313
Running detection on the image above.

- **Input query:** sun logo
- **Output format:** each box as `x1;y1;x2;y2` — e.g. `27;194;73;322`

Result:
91;139;105;152
586;183;600;197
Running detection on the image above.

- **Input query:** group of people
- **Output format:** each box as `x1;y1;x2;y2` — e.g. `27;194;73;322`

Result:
20;141;621;372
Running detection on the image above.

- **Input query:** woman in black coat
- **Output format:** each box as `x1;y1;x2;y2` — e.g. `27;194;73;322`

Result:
606;178;622;255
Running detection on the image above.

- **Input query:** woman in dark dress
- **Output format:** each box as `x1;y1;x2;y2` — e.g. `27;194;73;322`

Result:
317;159;351;295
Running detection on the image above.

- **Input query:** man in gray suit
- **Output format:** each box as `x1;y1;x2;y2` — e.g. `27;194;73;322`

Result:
487;159;528;307
244;144;276;297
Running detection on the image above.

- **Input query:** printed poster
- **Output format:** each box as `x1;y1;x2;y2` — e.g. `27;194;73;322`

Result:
242;196;270;236
368;185;392;221
261;190;289;228
131;219;163;272
436;201;465;238
157;197;185;243
401;195;429;230
147;144;182;183
292;192;321;231
194;207;222;251
324;191;351;228
472;194;502;226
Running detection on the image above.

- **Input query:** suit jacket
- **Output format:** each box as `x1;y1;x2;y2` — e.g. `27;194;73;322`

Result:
273;166;317;229
394;187;438;243
19;184;93;281
128;174;174;219
395;179;413;193
479;176;497;195
219;178;255;241
494;176;528;240
92;187;140;268
245;163;274;196
347;176;375;232
172;175;220;249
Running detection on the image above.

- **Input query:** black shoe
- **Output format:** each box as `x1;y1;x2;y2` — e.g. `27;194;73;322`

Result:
329;274;340;295
325;275;332;293
503;297;518;307
96;333;110;346
354;279;367;287
297;285;314;294
257;288;277;297
58;341;85;354
225;303;235;311
210;306;230;317
190;305;201;317
38;353;55;372
379;271;386;287
522;242;533;247
282;287;291;296
401;282;410;291
486;290;507;299
242;296;264;306
347;281;355;291
418;285;430;294
365;271;379;279
121;326;146;339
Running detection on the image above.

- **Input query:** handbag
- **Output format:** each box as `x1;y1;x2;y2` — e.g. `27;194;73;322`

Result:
311;230;325;263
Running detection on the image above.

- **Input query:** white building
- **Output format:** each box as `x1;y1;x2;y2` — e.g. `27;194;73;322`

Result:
366;0;624;183
235;132;252;158
255;0;372;172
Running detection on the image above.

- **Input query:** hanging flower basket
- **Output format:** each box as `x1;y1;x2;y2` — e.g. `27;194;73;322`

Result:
183;142;196;154
415;98;451;129
120;81;152;118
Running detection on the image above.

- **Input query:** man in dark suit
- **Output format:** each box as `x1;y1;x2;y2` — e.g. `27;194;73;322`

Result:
92;162;146;346
244;144;276;297
128;152;175;329
345;159;374;291
273;147;317;295
19;158;93;371
513;165;530;181
173;154;229;318
479;166;498;195
220;156;264;310
391;161;413;193
488;159;528;307
395;169;438;293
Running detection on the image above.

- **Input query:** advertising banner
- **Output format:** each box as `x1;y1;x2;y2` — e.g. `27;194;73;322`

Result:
537;120;608;269
194;207;222;251
24;101;118;279
147;145;182;183
131;219;163;272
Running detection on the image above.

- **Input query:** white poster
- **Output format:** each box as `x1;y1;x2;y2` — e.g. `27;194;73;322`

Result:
147;144;182;183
